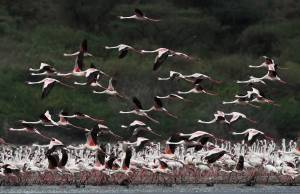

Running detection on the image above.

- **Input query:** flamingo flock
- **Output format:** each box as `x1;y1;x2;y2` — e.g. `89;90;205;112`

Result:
1;8;299;187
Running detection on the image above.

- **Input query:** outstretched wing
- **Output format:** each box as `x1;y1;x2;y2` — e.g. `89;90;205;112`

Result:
119;49;128;59
194;78;203;85
134;8;144;17
80;39;88;52
75;51;84;71
108;78;116;90
154;96;163;108
42;82;55;99
87;71;99;85
153;52;169;71
132;97;143;109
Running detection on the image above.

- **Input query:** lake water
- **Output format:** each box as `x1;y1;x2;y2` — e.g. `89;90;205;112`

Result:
1;184;300;194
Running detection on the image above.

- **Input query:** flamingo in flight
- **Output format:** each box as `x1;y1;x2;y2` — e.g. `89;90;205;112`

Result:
96;123;123;140
144;97;177;119
126;124;161;138
123;137;153;153
57;111;86;131
224;112;257;124
222;95;260;108
198;111;228;125
29;62;58;76
26;77;73;99
121;120;147;129
180;72;222;84
249;56;274;69
119;97;159;124
19;110;58;127
63;39;93;57
59;42;95;78
93;78;127;99
141;48;192;71
249;64;287;84
8;123;50;140
105;44;141;59
237;76;266;85
74;63;108;88
232;128;272;145
177;79;217;96
158;71;185;81
119;8;160;22
156;93;191;102
60;112;105;123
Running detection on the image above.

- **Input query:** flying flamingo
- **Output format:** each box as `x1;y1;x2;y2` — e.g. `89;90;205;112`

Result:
105;44;141;58
222;95;260;108
19;110;58;126
74;63;109;87
8;123;50;140
177;79;217;96
119;97;159;124
237;76;266;85
224;112;257;124
198;111;229;125
57;111;86;130
249;56;274;69
232;128;272;145
26;77;73;99
29;62;58;76
60;112;105;123
249;65;287;84
156;93;191;102
180;72;222;84
121;120;146;129
93;78;127;99
63;39;93;57
119;9;160;22
130;126;161;138
157;71;185;81
144;97;177;118
96;123;123;140
140;48;192;71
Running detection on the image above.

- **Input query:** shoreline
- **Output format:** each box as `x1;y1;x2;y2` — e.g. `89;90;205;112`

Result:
1;169;299;186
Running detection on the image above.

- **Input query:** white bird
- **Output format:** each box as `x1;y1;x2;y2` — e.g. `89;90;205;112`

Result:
144;97;177;118
250;66;287;84
198;111;228;124
156;94;191;102
119;8;160;22
222;96;260;108
19;110;58;127
180;72;222;84
60;112;105;123
57;111;86;131
93;78;126;99
121;120;146;129
26;77;73;99
237;76;266;85
249;56;274;69
141;48;192;71
177;79;217;96
29;62;58;76
224;112;257;124
119;97;159;124
105;44;141;58
157;71;185;81
232;128;272;145
8;123;50;140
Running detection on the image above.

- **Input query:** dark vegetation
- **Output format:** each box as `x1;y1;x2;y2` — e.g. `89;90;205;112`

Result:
0;0;299;144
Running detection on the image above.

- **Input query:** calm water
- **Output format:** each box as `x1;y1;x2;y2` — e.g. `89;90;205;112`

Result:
1;185;300;194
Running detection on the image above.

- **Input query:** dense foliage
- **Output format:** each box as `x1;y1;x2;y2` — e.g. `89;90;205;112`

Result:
0;0;299;144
